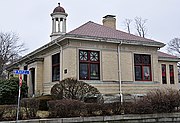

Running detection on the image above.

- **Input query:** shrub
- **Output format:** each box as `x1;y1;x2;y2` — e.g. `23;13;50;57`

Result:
133;89;180;114
51;78;104;103
134;97;154;114
36;95;53;111
110;102;123;115
123;102;136;114
100;102;124;115
48;99;86;118
85;103;103;116
0;105;5;120
20;98;39;119
48;100;124;118
101;103;114;115
0;77;28;105
0;105;17;121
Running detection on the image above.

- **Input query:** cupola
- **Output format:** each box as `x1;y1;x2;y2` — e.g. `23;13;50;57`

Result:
50;3;68;41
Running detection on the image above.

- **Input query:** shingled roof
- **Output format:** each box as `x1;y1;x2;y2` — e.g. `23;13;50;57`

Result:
158;51;178;59
158;51;179;61
68;21;163;44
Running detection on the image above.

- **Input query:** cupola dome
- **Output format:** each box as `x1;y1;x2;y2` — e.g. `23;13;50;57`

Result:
53;3;65;13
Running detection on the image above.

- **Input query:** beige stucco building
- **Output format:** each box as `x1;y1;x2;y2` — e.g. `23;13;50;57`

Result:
7;4;180;99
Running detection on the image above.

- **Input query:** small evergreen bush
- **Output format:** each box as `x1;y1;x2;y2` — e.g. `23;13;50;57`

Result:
0;77;28;105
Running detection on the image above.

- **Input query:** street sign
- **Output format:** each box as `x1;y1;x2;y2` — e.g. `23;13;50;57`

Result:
14;70;30;122
14;70;30;75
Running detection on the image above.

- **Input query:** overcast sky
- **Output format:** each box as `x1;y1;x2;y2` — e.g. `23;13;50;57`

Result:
0;0;180;55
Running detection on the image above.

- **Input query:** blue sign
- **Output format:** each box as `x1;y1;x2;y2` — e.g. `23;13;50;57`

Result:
14;70;30;75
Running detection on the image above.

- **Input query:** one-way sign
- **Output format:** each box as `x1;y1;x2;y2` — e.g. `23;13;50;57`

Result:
14;70;30;75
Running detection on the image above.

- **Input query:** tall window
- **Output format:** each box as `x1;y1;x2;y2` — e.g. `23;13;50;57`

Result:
79;50;100;80
161;64;167;84
134;54;151;81
52;53;60;81
169;65;174;84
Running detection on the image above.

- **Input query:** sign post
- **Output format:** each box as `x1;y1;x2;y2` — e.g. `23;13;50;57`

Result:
14;70;30;122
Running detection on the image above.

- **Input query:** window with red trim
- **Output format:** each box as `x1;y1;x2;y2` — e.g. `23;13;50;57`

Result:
79;50;100;80
161;64;167;84
134;54;151;81
52;53;60;82
169;65;174;84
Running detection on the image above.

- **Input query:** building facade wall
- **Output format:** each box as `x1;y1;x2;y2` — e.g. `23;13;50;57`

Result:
62;48;77;79
66;40;166;95
42;49;60;94
120;44;159;82
36;61;43;95
17;39;178;95
120;52;133;81
69;39;119;81
101;50;118;81
43;56;52;83
68;40;161;83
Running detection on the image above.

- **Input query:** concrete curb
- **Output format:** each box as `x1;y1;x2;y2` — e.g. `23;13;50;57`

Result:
2;112;180;123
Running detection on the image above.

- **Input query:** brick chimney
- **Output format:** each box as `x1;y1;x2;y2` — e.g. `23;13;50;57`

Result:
102;15;116;29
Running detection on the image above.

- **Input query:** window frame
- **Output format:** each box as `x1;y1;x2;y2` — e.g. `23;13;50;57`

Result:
52;53;60;82
161;64;167;84
79;50;100;80
134;54;152;81
169;65;174;84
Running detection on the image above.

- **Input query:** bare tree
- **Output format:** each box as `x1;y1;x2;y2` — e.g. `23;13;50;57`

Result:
123;17;148;37
134;17;147;37
0;32;26;79
167;38;180;72
123;19;132;34
167;38;180;56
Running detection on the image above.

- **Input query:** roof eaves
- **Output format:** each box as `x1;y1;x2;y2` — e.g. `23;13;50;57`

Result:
26;35;66;57
122;40;165;48
158;57;180;62
65;34;121;43
66;34;165;48
8;35;66;68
